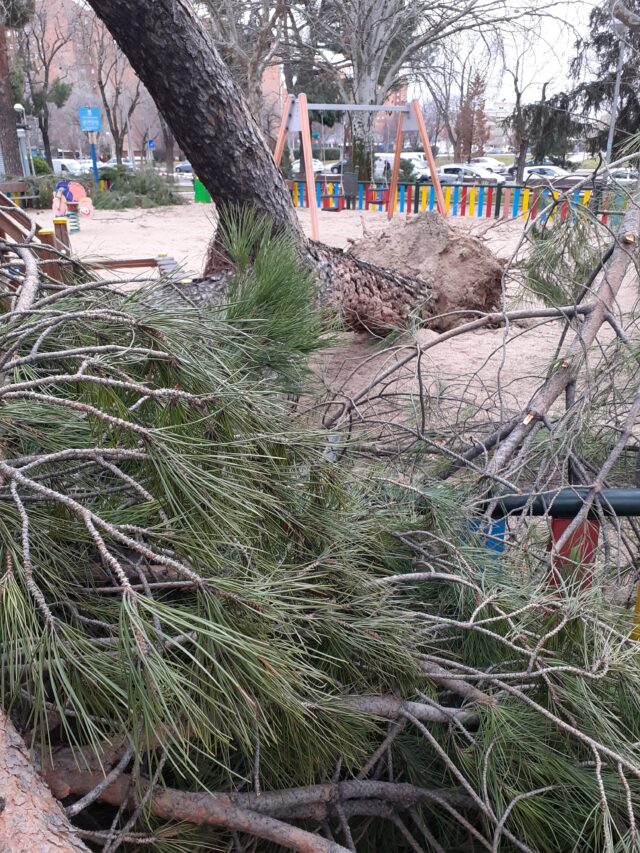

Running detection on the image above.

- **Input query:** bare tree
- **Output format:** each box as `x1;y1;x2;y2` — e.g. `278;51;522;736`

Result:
287;0;558;177
197;0;286;140
505;54;535;183
17;0;75;166
78;12;141;164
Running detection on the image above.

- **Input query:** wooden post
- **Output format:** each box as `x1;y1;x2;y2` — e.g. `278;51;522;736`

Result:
53;216;71;251
410;100;446;218
273;96;293;167
387;113;404;221
36;228;63;283
297;93;319;241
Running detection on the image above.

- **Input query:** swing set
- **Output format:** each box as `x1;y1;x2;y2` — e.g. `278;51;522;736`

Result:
274;93;447;241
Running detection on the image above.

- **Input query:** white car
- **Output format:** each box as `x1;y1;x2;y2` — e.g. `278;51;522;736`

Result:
51;158;84;176
437;164;505;185
291;158;325;176
97;157;135;170
374;152;429;180
521;165;569;183
471;156;507;174
606;168;639;187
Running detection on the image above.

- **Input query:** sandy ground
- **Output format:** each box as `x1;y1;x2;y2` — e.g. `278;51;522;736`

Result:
33;202;637;436
36;204;393;276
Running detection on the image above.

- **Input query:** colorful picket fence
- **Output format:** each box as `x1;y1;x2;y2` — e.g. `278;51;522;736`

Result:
288;180;630;226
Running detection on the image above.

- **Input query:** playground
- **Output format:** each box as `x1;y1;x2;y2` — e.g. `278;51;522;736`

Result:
36;200;523;271
32;200;633;440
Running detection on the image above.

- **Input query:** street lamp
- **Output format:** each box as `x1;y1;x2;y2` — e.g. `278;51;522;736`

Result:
14;103;34;176
605;21;627;163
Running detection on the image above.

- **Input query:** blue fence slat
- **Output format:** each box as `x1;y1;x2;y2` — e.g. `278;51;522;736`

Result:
429;185;435;211
512;187;521;218
358;182;365;210
478;186;485;217
399;184;405;213
452;185;459;216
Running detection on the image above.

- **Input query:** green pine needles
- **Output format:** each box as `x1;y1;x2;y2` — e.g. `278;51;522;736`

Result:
2;210;640;851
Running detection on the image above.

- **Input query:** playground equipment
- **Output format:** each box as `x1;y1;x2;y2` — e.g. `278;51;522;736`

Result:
0;190;177;281
51;180;93;233
273;94;446;241
475;487;640;635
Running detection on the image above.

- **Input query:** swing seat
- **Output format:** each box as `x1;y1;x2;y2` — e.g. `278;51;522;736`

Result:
320;182;345;211
366;185;389;206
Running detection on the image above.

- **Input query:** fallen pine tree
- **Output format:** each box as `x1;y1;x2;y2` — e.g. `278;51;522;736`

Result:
2;211;640;851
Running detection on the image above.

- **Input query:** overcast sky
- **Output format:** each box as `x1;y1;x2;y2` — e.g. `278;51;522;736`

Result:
488;0;597;103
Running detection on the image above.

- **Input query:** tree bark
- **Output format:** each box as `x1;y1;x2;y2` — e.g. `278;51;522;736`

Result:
0;710;90;852
350;110;376;182
39;111;53;168
0;23;23;177
515;138;528;184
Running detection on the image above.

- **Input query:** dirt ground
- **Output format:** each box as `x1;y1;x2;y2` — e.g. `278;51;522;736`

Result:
36;204;394;275
35;203;635;434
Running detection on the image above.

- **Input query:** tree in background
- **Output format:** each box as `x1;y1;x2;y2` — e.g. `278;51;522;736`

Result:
505;50;584;182
78;13;141;164
454;72;489;161
286;0;552;180
570;0;640;157
16;0;73;166
158;114;175;174
420;41;496;161
197;0;286;141
0;0;33;176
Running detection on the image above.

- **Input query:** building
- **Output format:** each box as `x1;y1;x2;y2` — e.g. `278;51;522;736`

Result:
6;0;160;161
483;100;515;152
374;84;409;149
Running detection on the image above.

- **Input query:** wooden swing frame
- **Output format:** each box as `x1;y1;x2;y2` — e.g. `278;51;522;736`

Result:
274;94;446;241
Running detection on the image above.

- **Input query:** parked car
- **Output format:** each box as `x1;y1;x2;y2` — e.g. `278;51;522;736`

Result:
175;161;193;174
526;165;569;179
471;156;507;174
507;162;567;180
97;157;134;170
606;168;639;186
291;158;325;176
373;152;428;180
51;158;84;176
437;164;505;185
330;159;349;174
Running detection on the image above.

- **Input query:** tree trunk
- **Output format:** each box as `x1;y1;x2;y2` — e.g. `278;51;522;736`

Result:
0;23;23;177
350;110;375;182
515;138;528;184
160;117;174;173
0;709;90;851
40;113;53;167
84;0;474;333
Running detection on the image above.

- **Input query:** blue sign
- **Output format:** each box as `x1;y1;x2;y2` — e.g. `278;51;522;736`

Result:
78;107;102;132
147;139;155;150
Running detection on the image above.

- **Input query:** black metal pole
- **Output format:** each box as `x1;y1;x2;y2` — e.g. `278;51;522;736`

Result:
489;488;640;519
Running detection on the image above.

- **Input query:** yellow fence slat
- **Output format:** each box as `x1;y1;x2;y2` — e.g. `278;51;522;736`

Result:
468;187;476;217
